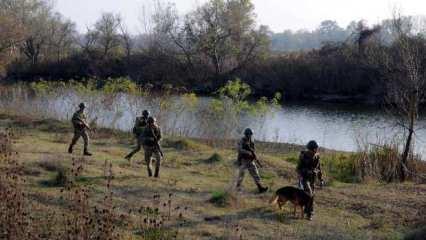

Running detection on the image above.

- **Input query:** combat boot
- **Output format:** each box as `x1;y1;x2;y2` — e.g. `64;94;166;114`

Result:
83;150;92;156
257;183;268;193
154;168;160;178
147;168;153;177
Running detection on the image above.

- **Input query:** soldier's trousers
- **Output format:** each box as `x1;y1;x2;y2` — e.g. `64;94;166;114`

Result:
236;159;261;187
69;129;89;152
300;175;315;216
125;137;142;159
143;146;162;177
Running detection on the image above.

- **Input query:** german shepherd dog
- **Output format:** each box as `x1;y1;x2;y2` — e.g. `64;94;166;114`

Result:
270;186;312;219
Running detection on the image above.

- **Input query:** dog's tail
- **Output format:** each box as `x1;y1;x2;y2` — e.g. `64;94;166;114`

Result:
269;194;279;205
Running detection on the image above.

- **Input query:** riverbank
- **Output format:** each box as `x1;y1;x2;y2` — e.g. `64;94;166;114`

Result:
0;112;425;239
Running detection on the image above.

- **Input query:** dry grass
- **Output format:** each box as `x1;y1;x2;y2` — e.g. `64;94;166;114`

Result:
0;113;425;239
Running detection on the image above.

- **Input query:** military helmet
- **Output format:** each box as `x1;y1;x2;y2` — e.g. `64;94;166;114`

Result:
78;102;86;109
147;116;156;124
244;128;253;136
142;110;150;117
306;140;319;150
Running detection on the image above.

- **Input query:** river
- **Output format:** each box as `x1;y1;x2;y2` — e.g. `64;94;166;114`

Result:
1;88;425;157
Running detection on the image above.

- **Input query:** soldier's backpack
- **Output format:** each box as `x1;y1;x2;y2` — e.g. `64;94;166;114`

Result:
132;117;147;136
298;151;320;177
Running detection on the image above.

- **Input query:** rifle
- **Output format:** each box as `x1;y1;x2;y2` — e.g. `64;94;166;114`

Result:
248;148;263;168
150;127;164;158
75;117;92;131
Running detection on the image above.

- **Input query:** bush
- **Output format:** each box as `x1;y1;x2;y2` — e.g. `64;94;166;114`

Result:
40;167;69;187
53;168;68;187
204;153;223;164
209;190;237;208
322;154;360;183
101;77;139;94
163;138;209;151
38;159;63;172
353;141;407;182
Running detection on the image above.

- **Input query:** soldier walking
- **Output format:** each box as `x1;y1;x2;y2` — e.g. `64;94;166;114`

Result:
141;117;163;178
125;110;150;161
297;140;324;220
235;128;268;193
68;103;92;156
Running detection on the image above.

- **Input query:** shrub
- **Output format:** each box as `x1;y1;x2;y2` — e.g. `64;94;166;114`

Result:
40;167;69;187
353;141;406;182
205;153;223;164
135;193;187;240
322;154;360;183
163;138;209;151
209;190;237;208
0;128;32;239
54;168;68;187
38;158;63;172
101;77;139;95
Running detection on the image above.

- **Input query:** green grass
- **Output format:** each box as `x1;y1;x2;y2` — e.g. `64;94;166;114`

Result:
204;152;224;164
209;190;237;207
0;113;425;239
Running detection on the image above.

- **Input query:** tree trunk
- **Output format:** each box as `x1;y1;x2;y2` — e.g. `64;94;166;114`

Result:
400;128;413;182
400;94;416;182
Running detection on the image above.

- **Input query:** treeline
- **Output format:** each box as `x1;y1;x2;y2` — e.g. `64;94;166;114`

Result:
271;20;352;52
0;0;425;102
270;16;426;52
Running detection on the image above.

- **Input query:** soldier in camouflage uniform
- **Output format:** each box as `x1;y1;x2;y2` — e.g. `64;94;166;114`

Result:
141;116;162;178
297;140;324;220
68;103;92;156
125;110;150;161
235;128;268;193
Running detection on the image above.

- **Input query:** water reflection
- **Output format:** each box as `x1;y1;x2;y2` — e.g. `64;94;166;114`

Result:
1;88;426;157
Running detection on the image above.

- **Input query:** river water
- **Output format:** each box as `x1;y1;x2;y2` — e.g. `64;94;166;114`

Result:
1;88;425;157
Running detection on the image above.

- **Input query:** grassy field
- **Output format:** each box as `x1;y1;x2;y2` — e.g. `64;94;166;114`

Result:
0;113;425;240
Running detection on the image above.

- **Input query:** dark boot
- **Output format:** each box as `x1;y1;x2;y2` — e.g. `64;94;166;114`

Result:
257;183;268;193
83;150;92;156
154;167;160;178
147;167;153;177
236;183;242;192
305;197;314;220
124;153;132;161
68;145;73;154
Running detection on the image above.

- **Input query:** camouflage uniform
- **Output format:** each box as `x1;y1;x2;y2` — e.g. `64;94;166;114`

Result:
68;108;91;155
141;123;162;177
125;116;148;160
235;136;267;192
297;150;323;217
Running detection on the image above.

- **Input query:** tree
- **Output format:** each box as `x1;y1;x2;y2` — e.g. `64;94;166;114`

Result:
94;13;123;58
351;21;381;54
1;0;75;66
0;10;25;75
145;0;269;84
378;13;426;181
119;22;134;59
184;0;270;82
317;20;346;43
45;13;77;62
15;0;56;65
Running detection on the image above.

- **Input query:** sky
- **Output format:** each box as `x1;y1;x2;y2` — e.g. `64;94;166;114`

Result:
54;0;426;34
